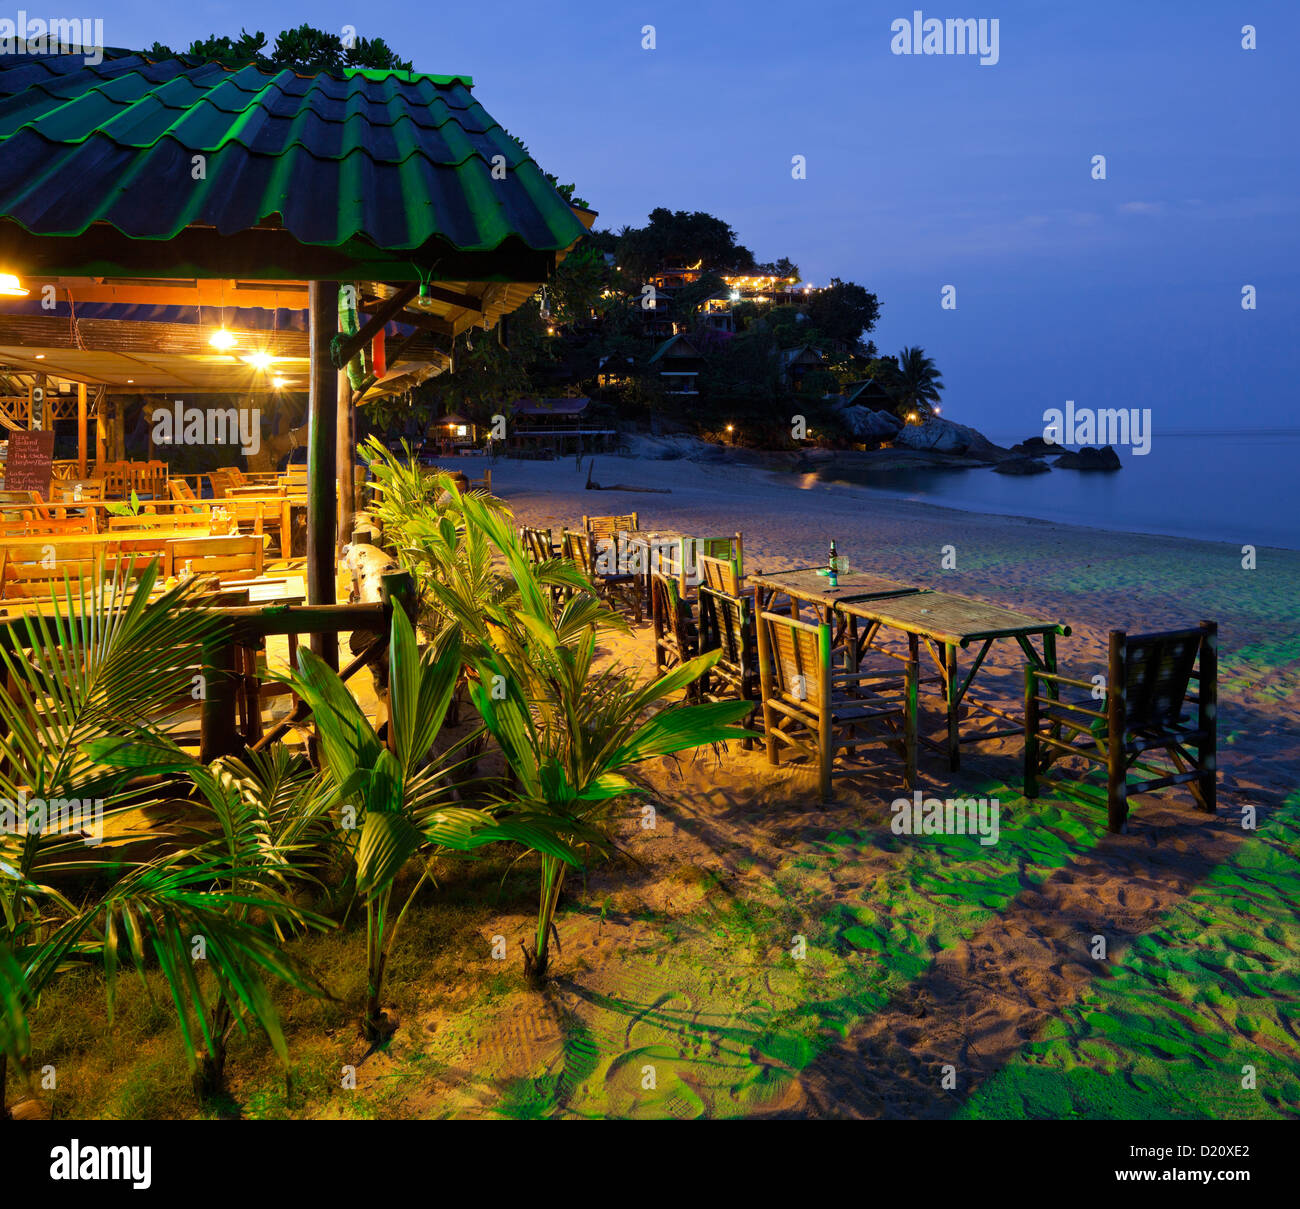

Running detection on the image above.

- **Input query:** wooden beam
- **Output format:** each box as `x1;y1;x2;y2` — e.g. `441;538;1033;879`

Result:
306;280;339;669
333;282;419;367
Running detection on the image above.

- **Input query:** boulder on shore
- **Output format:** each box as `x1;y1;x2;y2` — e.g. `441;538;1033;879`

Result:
994;456;1051;476
1009;436;1056;457
1054;445;1122;471
837;404;903;443
893;416;976;455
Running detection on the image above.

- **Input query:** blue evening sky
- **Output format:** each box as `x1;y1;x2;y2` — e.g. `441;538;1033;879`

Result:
100;0;1298;436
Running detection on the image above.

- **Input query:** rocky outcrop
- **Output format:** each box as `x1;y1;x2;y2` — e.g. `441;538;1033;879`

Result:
1054;445;1122;471
1009;436;1055;457
994;456;1051;475
893;416;978;455
838;405;903;443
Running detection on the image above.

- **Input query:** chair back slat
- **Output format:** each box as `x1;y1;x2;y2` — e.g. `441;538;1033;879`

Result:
1121;628;1203;728
761;611;825;702
699;586;750;667
521;526;555;564
166;534;263;579
583;513;639;542
698;553;742;594
562;529;594;578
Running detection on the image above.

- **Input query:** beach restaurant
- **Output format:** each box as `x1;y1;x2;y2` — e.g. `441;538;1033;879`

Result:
0;50;589;740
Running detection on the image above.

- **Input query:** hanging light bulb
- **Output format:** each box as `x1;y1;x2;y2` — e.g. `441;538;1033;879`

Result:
0;273;29;297
243;351;275;370
210;326;236;351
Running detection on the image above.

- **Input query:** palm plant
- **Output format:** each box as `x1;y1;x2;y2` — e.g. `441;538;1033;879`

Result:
889;346;944;422
279;604;586;1040
0;566;332;1114
461;497;752;985
85;739;338;1097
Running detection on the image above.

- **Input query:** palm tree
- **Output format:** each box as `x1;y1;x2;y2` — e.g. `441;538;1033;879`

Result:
462;496;752;986
889;346;944;422
0;567;331;1114
280;606;585;1040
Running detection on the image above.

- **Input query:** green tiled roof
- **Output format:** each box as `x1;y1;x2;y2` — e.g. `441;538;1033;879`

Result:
0;52;586;275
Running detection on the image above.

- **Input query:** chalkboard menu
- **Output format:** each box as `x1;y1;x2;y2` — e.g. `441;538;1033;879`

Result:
5;430;56;493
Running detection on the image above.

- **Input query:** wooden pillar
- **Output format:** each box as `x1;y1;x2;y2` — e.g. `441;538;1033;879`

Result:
76;381;87;477
306;280;339;668
336;370;354;554
94;388;109;468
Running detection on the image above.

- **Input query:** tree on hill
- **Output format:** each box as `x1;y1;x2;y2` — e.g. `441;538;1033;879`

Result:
804;278;880;350
146;24;413;72
615;209;756;281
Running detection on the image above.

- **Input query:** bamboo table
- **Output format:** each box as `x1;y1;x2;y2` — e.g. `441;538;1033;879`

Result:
835;590;1071;771
624;529;690;599
749;566;924;621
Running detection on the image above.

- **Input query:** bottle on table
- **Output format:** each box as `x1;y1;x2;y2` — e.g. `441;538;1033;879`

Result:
828;540;839;587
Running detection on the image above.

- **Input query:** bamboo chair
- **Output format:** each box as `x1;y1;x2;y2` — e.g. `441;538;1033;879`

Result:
1025;621;1217;833
698;553;743;595
650;572;698;685
698;585;759;741
521;526;557;563
563;528;641;621
166;534;264;580
583;513;639;542
756;610;917;800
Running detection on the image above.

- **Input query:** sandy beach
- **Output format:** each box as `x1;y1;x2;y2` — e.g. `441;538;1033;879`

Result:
429;451;1300;1119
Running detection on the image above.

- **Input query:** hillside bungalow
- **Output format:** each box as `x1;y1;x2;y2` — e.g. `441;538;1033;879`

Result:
841;378;897;412
648;334;705;396
777;345;826;391
506;397;614;456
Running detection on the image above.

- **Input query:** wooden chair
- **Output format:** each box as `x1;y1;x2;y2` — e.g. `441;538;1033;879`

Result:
470;467;493;494
98;462;130;500
650;571;698;684
698;553;743;595
521;526;557;564
583;513;639;542
1025;622;1217;833
169;479;198;504
756;610;917;800
0;547;165;599
698;585;760;740
166;534;264;580
139;461;169;500
563;528;641;621
207;468;238;499
54;480;105;504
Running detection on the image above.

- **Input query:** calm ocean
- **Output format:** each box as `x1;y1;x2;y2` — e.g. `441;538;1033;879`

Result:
809;430;1300;551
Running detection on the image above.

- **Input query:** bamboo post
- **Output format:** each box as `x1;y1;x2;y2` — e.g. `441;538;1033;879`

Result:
755;600;777;767
76;382;87;478
1197;619;1217;815
945;642;960;771
336;369;354;556
1106;630;1127;832
904;650;918;791
1024;663;1040;798
817;621;833;801
306;280;339;668
199;629;241;762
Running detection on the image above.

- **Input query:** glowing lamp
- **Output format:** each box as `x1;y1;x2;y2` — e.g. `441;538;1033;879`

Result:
244;352;275;370
0;273;29;297
210;327;236;351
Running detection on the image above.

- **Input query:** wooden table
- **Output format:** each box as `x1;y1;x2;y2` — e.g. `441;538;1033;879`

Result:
835;590;1071;771
749;566;923;621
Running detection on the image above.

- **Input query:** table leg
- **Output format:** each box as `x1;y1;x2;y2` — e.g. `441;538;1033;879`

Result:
1042;631;1060;745
945;642;960;771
